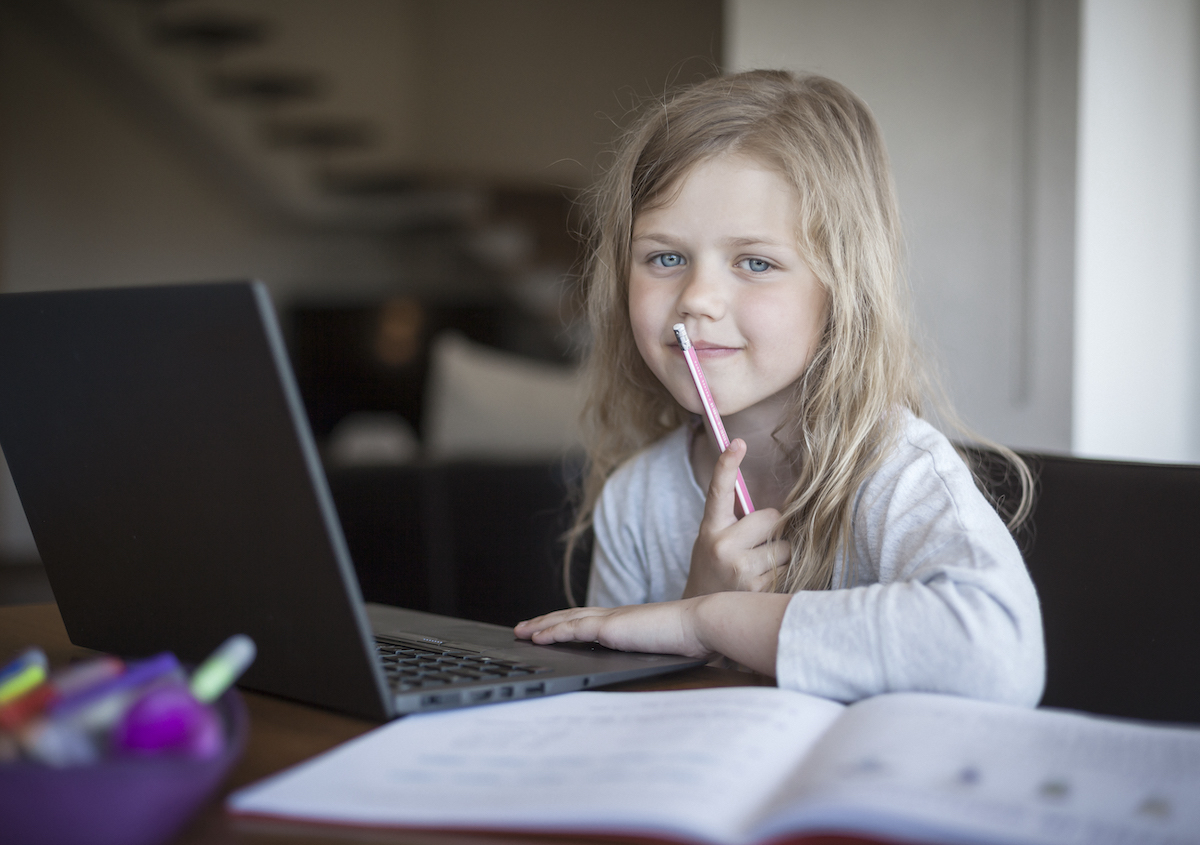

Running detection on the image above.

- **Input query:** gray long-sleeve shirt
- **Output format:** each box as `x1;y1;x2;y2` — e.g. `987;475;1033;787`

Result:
587;413;1045;707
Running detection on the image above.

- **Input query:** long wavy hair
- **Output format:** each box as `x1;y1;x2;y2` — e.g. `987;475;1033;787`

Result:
564;70;1030;600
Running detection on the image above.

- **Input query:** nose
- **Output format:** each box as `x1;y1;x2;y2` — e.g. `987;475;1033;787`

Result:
675;261;726;322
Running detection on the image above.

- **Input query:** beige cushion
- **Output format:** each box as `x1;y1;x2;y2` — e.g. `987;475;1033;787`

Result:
424;331;583;460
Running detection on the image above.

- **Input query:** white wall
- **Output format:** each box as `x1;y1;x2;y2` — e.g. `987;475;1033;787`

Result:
726;0;1078;453
1074;0;1200;462
729;0;1200;464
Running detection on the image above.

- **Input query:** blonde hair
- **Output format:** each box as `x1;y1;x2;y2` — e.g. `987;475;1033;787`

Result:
565;70;1030;600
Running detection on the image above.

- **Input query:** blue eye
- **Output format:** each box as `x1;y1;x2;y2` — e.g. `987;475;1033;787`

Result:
653;253;684;268
744;258;771;273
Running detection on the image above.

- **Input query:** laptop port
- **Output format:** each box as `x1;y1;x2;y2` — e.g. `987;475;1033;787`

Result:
421;692;462;707
467;689;493;703
523;682;546;696
498;686;513;699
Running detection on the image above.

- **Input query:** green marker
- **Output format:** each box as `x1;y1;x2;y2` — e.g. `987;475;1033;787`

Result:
189;634;256;703
0;648;48;705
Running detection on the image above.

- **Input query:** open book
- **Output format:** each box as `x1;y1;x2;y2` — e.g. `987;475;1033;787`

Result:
228;687;1200;845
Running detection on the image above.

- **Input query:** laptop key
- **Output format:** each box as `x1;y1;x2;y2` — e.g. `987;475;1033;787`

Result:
446;669;484;679
375;638;553;685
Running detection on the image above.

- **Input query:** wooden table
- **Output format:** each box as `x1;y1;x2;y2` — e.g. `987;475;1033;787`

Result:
4;603;824;845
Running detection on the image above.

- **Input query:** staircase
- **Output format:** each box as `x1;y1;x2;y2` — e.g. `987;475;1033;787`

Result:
34;0;481;228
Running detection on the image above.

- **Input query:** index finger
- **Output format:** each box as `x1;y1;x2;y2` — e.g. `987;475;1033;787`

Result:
703;438;748;527
514;607;611;643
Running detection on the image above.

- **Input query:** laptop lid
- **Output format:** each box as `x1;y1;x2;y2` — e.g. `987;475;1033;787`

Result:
0;282;702;720
0;282;393;717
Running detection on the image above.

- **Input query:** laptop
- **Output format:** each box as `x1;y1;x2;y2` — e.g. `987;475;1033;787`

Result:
0;281;702;719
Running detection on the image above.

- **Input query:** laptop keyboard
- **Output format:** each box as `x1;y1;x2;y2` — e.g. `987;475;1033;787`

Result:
374;637;552;692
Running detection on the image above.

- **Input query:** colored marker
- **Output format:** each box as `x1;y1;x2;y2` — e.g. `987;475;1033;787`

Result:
190;634;256;703
18;716;101;767
15;652;183;766
49;655;125;699
1;653;127;766
673;323;755;516
115;634;255;758
0;647;47;683
0;648;48;704
0;683;55;731
0;656;123;732
48;651;182;729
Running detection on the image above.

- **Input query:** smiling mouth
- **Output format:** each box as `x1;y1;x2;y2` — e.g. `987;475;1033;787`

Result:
672;343;738;358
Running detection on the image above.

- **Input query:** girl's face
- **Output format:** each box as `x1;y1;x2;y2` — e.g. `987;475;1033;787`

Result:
629;154;828;424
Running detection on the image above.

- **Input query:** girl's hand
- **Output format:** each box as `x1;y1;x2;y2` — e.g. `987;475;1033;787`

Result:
514;592;793;677
513;599;712;659
684;439;790;597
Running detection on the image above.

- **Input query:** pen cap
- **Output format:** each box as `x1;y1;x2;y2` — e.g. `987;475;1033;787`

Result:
189;635;256;704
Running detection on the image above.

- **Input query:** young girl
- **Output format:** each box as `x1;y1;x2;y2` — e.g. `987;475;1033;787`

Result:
514;71;1045;707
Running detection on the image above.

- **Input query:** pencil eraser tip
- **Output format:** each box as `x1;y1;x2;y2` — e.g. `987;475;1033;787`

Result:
672;324;690;350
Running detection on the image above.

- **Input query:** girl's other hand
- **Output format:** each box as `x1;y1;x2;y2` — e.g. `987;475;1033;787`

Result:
513;600;712;659
684;439;789;597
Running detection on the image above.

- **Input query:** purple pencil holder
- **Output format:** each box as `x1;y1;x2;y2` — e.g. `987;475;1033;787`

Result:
0;688;248;845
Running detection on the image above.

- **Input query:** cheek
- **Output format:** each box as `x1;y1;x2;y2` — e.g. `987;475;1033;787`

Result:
790;299;826;363
627;277;666;365
747;287;827;373
802;286;831;363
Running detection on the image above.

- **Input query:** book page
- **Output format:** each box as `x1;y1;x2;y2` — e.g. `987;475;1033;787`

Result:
751;692;1200;845
230;688;844;844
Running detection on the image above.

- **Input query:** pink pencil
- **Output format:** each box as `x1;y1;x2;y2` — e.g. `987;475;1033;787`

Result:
673;323;755;516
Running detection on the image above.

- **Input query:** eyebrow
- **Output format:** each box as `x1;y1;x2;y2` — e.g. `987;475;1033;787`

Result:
726;236;791;249
631;232;793;249
630;232;678;245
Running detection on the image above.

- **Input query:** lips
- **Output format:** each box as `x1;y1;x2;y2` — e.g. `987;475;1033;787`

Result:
671;339;739;359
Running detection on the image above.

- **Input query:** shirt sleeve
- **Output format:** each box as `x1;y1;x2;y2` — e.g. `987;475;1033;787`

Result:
586;466;651;608
774;424;1046;707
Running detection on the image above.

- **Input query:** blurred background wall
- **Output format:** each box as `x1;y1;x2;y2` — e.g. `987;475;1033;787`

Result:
2;0;1199;565
730;0;1079;460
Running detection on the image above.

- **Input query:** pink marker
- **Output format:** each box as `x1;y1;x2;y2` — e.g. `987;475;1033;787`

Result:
673;323;755;516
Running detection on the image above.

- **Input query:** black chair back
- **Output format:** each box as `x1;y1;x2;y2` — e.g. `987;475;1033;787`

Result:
985;451;1200;724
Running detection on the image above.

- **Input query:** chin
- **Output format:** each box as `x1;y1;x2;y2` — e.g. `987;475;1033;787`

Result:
666;387;703;417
